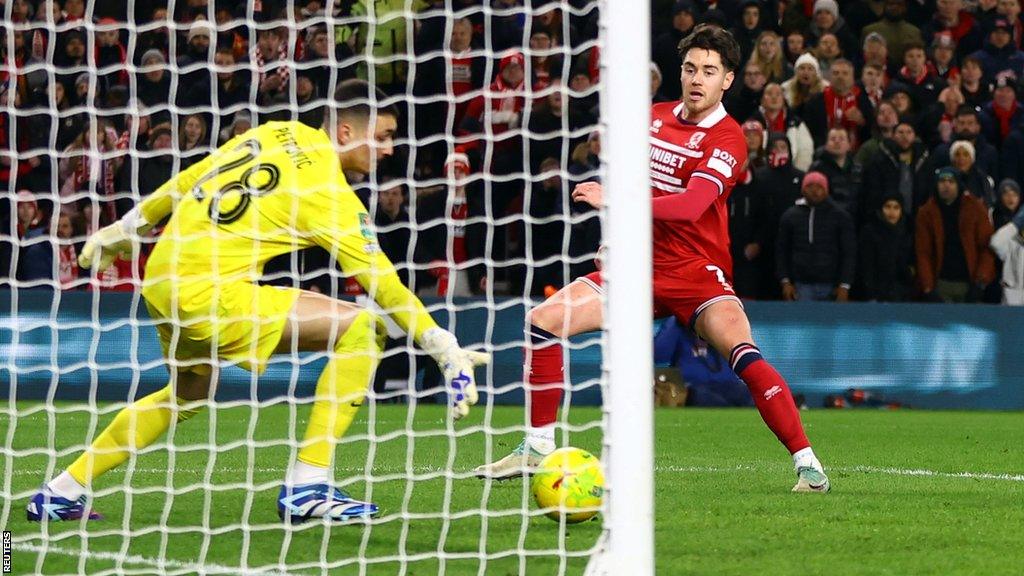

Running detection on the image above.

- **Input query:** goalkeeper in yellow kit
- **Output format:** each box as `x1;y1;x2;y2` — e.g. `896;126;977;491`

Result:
27;80;489;524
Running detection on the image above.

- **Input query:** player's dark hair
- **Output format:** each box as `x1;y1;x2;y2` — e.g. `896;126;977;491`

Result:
676;24;741;73
332;79;400;123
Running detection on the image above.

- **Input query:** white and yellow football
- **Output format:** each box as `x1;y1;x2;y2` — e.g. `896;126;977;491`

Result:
531;447;604;524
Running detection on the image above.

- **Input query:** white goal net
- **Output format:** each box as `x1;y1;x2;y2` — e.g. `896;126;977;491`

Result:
1;0;651;574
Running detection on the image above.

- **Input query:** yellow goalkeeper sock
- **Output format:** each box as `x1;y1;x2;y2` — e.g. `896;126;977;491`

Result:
296;310;382;469
67;384;202;485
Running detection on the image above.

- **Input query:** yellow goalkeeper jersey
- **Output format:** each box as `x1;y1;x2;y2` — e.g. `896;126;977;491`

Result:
139;121;437;356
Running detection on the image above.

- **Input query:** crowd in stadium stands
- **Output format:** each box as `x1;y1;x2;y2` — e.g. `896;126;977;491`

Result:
3;0;1024;305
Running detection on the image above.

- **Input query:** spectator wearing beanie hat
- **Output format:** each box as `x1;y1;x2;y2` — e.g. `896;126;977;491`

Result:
136;48;171;120
177;17;215;91
991;178;1022;230
970;17;1024;81
807;0;859;59
857;192;916;302
915;166;995;303
989;179;1024;304
776;171;857;302
930;32;961;84
921;0;984;59
781;52;828;113
948;139;995;206
987;177;1022;301
990;204;1024;304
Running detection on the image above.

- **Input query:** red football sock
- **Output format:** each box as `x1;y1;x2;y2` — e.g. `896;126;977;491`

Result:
526;325;563;427
731;344;810;454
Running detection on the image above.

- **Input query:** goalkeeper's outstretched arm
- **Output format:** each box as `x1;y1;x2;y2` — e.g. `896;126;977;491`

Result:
78;149;217;271
308;191;489;419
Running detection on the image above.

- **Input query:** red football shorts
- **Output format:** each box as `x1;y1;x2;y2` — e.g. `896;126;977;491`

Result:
577;259;741;329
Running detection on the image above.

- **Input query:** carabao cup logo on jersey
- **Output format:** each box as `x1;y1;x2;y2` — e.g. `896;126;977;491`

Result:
685;132;706;149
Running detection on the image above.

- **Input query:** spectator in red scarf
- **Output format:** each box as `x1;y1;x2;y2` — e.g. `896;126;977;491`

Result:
860;63;888;109
922;0;983;58
58;120;124;221
459;50;528;234
896;41;948;111
751;82;816;171
414;153;486;297
803;59;874;149
981;74;1024;147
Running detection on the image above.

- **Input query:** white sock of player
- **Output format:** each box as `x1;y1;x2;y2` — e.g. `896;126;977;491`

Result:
526;425;556;455
47;470;86;501
792;447;823;472
287;460;330;487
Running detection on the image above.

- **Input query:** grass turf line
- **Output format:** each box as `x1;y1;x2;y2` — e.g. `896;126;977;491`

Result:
1;405;1022;575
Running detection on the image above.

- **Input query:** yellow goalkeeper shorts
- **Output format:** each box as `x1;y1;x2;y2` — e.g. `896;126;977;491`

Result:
143;280;301;375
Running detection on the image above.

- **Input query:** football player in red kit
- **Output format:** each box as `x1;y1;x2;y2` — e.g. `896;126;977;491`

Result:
474;25;830;493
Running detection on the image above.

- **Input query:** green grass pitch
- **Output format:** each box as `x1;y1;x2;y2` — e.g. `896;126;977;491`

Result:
2;404;1022;575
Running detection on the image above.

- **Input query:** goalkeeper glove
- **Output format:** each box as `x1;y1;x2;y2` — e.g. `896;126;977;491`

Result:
420;327;490;420
78;207;150;272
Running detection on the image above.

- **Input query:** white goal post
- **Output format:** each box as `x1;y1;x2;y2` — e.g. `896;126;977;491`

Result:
599;0;654;573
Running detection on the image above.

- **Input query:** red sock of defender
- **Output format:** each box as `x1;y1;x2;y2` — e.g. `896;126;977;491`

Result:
731;343;810;454
526;325;563;427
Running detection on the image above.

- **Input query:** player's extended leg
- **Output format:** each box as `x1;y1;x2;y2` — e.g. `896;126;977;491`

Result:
695;300;830;493
474;278;603;480
28;368;211;521
274;291;385;523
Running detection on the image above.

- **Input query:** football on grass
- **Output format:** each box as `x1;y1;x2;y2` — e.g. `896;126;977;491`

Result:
531;447;604;524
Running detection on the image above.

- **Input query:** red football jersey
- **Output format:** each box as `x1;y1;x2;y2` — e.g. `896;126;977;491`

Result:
648;101;747;277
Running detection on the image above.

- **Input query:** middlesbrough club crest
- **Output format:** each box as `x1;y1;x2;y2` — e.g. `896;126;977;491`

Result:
686;132;706;149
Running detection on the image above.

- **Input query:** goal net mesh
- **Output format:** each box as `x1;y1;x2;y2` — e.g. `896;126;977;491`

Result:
2;0;609;574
